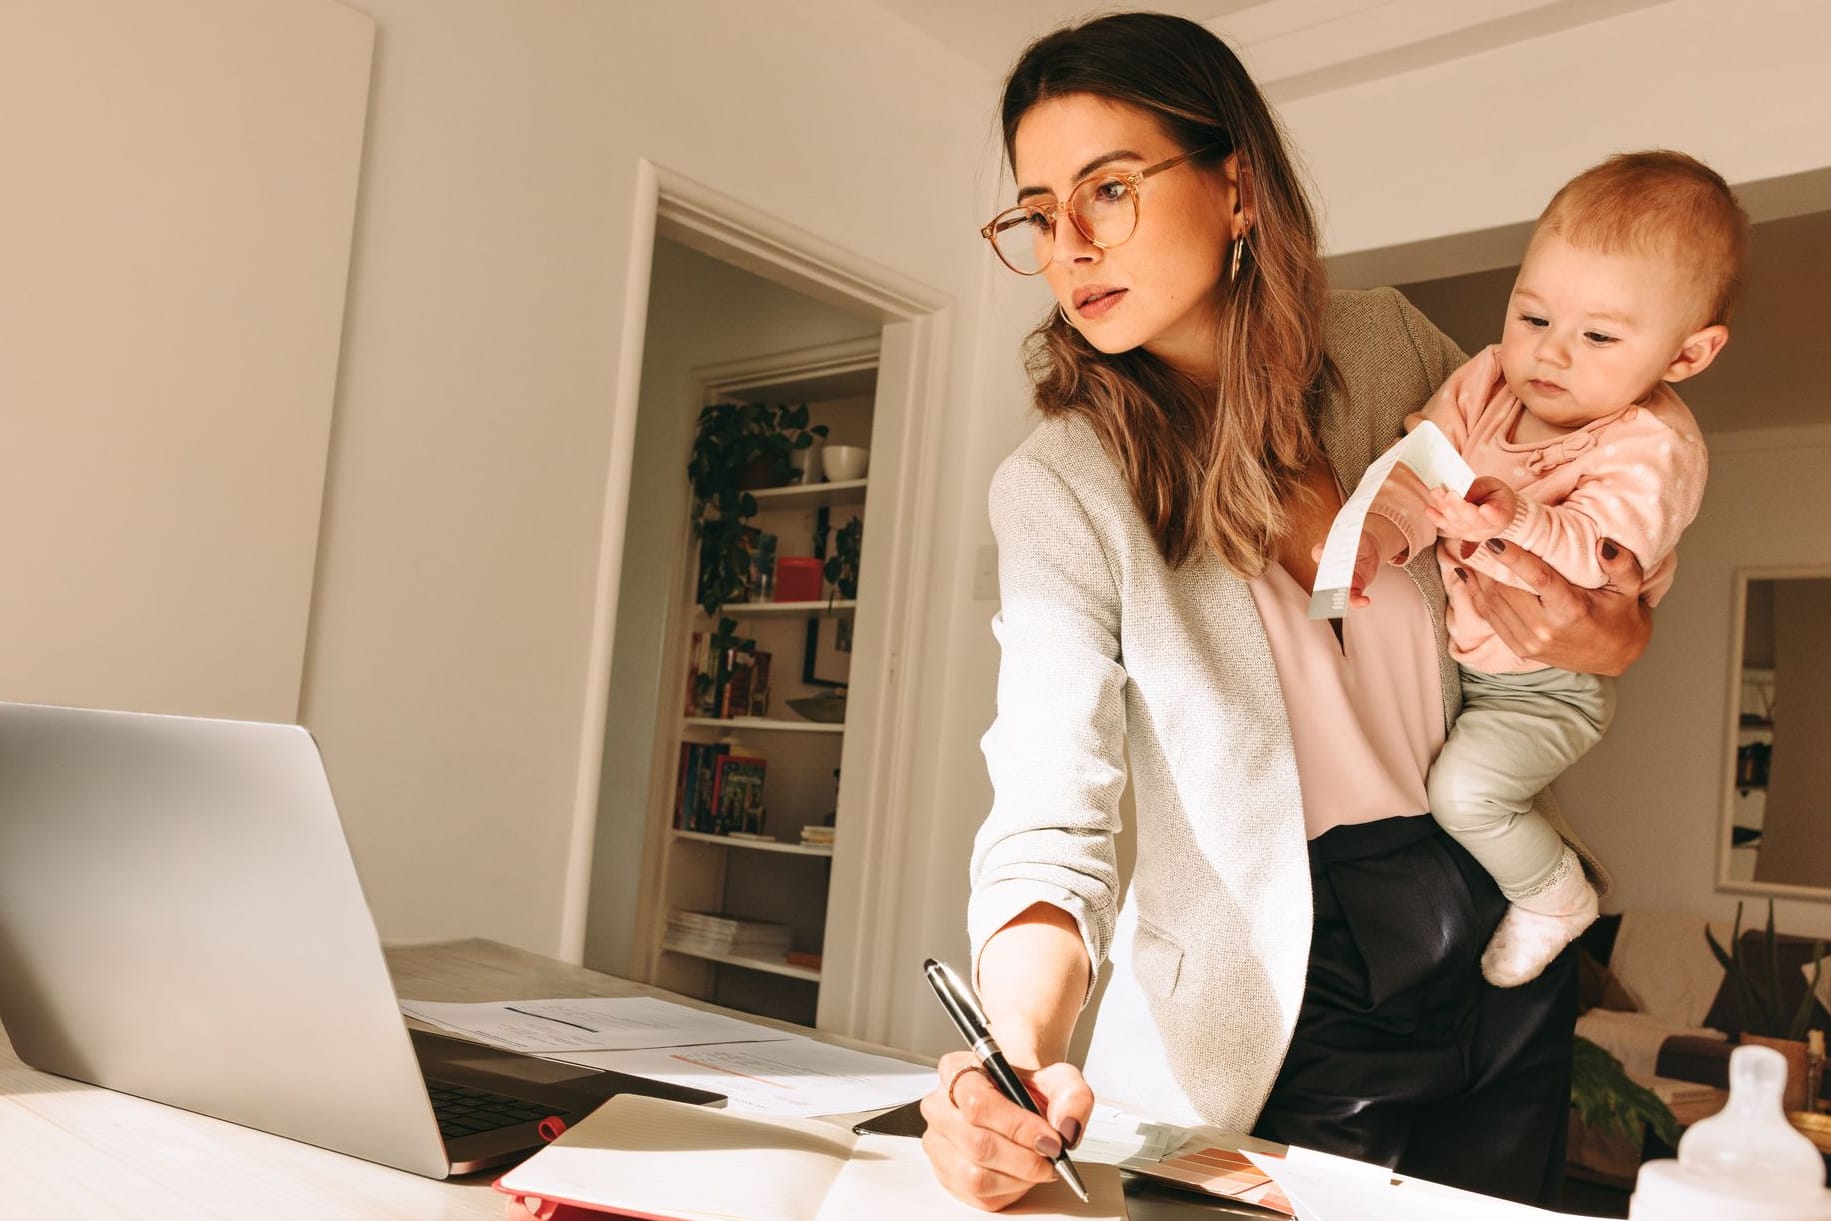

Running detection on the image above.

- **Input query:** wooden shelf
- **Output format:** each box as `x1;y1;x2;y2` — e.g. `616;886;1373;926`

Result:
697;600;856;620
661;943;822;982
673;830;833;857
746;479;867;511
683;716;844;734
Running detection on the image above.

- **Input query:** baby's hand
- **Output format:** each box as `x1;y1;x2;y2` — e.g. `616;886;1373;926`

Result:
1314;517;1403;609
1349;531;1385;607
1430;477;1518;544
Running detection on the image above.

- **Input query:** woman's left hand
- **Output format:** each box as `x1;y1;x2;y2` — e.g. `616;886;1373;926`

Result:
1457;537;1650;676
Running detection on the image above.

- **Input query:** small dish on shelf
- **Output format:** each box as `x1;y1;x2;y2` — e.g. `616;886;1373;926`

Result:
786;694;847;724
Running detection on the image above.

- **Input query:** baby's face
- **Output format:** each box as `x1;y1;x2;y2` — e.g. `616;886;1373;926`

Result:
1498;232;1702;429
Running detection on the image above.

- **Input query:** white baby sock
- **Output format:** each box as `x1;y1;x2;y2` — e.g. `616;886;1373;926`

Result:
1480;846;1599;988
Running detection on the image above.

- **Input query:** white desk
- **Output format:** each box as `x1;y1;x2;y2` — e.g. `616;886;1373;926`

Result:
0;939;1257;1219
0;938;928;1219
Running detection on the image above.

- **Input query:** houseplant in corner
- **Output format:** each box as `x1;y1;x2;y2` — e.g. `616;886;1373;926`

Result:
686;403;826;713
687;402;826;618
1706;898;1827;1111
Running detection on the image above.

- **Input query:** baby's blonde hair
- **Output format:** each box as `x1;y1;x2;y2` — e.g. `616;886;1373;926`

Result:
1536;150;1750;328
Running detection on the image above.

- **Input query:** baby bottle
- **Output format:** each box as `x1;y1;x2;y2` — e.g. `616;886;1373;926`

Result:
1629;1044;1831;1220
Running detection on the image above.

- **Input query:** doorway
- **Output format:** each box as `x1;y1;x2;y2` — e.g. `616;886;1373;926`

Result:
574;164;947;1035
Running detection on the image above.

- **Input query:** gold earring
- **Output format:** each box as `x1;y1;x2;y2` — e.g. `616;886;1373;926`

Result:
1229;235;1245;282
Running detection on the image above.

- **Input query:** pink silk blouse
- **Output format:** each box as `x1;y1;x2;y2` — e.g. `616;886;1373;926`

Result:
1248;559;1445;839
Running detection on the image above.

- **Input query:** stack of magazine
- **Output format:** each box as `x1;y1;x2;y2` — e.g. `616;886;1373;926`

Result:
798;823;835;851
664;910;793;960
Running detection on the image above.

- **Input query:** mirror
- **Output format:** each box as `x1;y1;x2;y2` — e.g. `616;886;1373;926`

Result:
1721;567;1831;896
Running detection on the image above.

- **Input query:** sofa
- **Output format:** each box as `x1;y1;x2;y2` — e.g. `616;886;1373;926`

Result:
1565;908;1830;1189
1576;909;1830;1102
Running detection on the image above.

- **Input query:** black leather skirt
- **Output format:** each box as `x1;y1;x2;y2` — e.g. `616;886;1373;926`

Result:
1251;813;1578;1206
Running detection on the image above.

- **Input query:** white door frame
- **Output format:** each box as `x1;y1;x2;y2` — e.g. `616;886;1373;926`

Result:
561;159;952;1040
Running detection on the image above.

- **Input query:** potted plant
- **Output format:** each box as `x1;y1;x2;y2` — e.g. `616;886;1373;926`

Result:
1571;1033;1680;1147
823;515;863;608
1705;898;1827;1110
685;403;824;716
687;402;826;618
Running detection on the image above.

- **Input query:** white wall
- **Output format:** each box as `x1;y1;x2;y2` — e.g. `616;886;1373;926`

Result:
298;0;1000;958
0;0;371;721
585;238;879;976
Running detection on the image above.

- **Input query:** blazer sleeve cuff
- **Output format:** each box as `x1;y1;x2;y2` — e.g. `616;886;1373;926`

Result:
968;877;1105;1009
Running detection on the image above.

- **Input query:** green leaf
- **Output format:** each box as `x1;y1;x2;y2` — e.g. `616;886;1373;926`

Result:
1570;1036;1680;1146
1703;899;1819;1039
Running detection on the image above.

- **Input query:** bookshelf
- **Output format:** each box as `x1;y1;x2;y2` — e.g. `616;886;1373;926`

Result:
672;829;833;857
662;946;823;983
691;599;857;620
682;717;844;734
639;358;876;1027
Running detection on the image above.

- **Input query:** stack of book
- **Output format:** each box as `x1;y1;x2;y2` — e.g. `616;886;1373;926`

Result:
683;633;772;719
673;743;767;835
798;823;835;851
664;910;793;961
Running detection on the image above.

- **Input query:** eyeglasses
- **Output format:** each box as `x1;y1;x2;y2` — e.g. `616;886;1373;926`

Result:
979;142;1232;276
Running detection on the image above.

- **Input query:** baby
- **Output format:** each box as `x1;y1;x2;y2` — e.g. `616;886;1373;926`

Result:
1356;151;1747;986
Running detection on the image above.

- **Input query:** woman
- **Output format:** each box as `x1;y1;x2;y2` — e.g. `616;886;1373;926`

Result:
920;12;1649;1211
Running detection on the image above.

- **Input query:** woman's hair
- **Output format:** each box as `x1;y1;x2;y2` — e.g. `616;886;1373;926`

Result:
1001;12;1331;573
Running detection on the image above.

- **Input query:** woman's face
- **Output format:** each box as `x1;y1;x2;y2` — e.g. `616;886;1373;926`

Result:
1010;93;1242;382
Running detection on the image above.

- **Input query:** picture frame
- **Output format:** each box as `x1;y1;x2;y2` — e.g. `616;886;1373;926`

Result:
802;612;853;687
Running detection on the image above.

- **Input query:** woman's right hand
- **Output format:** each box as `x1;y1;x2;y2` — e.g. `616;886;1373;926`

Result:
919;1050;1093;1211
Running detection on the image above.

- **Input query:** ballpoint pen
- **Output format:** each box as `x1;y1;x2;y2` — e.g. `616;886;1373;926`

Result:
923;957;1089;1204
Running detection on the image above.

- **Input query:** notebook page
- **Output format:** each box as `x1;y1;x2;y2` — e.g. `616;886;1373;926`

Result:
498;1094;854;1221
819;1134;1125;1221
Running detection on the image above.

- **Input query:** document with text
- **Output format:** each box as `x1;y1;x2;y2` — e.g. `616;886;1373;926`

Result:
552;1037;937;1117
398;995;794;1054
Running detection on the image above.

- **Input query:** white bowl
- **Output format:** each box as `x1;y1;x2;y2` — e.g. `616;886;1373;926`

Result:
822;445;869;482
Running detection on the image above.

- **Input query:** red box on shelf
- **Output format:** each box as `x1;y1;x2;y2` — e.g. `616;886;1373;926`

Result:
774;556;823;603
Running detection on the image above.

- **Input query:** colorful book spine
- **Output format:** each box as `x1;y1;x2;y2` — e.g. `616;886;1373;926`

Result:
709;754;767;835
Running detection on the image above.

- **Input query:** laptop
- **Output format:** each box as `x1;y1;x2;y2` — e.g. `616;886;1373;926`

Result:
0;700;722;1178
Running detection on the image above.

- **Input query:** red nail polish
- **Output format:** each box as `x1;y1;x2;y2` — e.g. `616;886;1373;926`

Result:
1600;539;1619;560
1454;567;1468;582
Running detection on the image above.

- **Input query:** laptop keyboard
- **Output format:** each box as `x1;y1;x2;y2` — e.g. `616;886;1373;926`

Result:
427;1081;553;1140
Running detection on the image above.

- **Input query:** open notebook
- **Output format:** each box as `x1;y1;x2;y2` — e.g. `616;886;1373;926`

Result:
495;1094;1125;1221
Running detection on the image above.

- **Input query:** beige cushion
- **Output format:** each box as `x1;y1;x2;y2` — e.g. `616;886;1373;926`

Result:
1806;955;1831;1012
1609;909;1731;1028
1575;1008;1726;1080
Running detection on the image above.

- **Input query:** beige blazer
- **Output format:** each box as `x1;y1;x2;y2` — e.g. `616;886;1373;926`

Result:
969;287;1608;1129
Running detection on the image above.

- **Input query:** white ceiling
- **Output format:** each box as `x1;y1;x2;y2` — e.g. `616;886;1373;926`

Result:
867;0;1672;101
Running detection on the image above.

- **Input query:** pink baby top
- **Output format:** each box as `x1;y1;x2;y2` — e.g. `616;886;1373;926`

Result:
1372;345;1708;674
1249;559;1444;839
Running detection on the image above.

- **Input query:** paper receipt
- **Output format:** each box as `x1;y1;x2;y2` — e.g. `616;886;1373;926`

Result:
1309;421;1476;620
